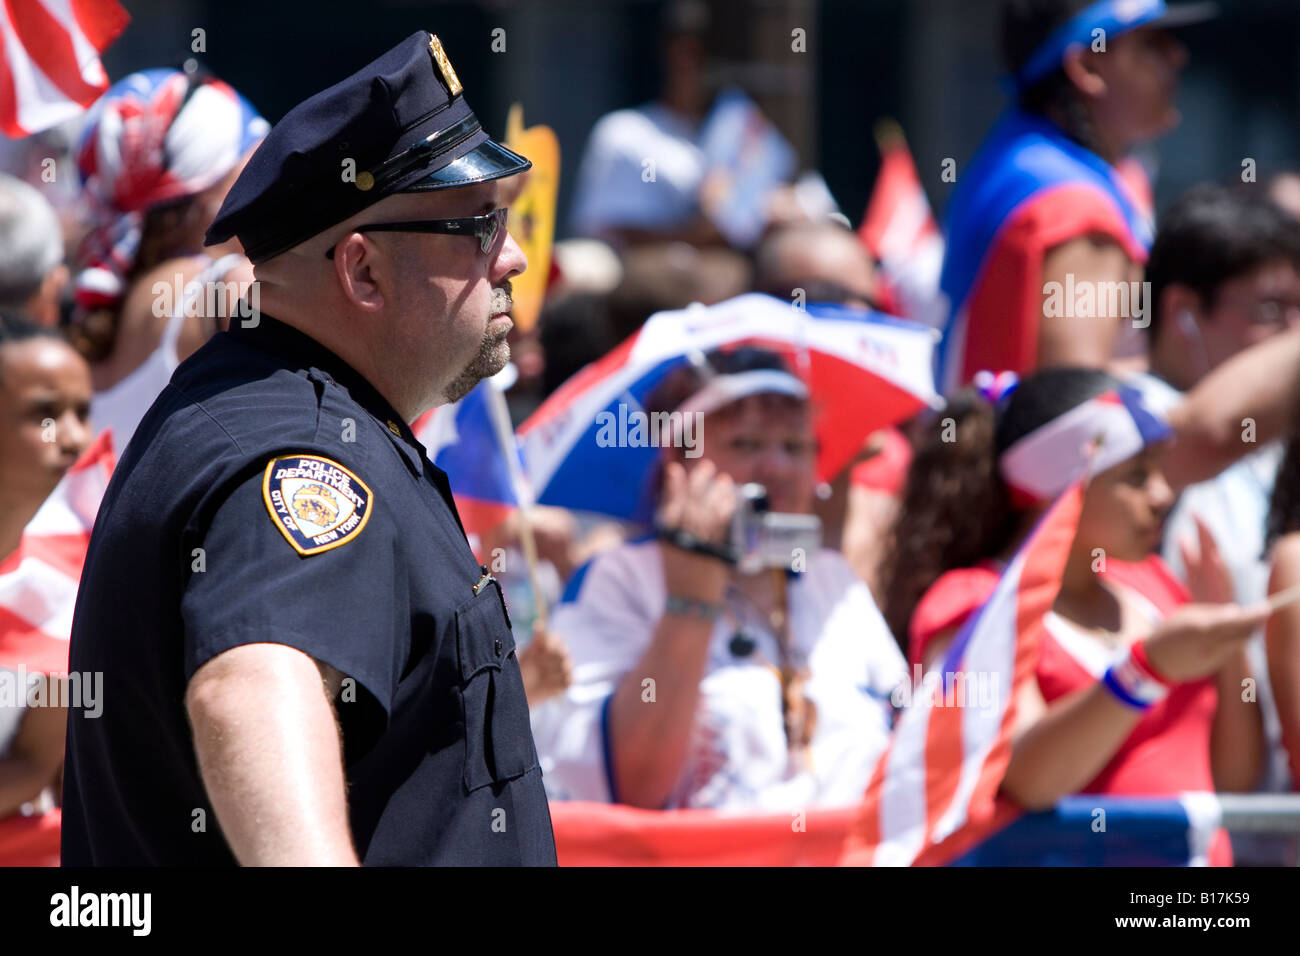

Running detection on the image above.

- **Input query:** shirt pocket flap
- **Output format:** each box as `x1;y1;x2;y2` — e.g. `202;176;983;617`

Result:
456;581;517;681
455;581;535;791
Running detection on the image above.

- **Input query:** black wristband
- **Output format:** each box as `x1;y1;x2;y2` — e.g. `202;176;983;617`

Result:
653;523;737;566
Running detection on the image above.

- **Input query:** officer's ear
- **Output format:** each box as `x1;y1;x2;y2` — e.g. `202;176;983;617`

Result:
332;233;386;312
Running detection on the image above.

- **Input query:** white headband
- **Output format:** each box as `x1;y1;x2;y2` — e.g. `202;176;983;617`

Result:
673;369;809;420
998;388;1171;504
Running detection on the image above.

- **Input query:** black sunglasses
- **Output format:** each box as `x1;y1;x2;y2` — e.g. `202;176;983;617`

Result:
326;207;508;259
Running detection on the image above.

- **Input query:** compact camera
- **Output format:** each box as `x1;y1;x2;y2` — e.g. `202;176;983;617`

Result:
729;483;822;574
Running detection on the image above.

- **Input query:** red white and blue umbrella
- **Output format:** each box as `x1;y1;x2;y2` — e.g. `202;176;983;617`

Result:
518;292;941;522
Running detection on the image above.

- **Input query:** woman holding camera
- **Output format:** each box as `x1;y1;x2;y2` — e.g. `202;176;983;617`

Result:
529;348;907;811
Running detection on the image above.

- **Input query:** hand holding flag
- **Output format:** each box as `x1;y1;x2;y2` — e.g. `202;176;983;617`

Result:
517;619;572;706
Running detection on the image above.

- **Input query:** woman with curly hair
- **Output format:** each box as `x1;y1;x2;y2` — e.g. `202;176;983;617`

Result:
883;366;1265;865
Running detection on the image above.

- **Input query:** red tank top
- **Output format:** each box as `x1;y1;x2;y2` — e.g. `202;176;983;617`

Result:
908;555;1231;865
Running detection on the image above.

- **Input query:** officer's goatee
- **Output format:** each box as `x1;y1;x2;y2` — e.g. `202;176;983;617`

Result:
443;281;512;403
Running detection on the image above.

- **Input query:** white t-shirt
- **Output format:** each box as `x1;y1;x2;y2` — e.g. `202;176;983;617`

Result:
569;103;705;238
530;539;907;810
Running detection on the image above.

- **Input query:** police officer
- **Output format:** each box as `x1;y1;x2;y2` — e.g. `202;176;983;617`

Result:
61;31;557;866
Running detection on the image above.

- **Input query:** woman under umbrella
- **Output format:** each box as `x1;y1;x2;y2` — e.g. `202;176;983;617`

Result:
530;346;908;811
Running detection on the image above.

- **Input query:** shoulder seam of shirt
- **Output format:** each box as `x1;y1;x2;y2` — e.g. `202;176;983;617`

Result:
170;380;248;456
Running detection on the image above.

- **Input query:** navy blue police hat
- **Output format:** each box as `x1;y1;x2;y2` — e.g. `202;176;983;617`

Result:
205;31;530;263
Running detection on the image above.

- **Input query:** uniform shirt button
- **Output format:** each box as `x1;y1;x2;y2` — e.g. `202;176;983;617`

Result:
386;420;401;437
494;639;503;657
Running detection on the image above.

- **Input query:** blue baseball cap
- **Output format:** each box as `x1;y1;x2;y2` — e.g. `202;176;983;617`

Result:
205;31;530;263
1014;0;1218;91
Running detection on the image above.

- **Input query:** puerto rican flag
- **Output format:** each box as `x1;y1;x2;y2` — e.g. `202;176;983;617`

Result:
857;123;945;328
412;376;523;553
0;429;115;674
0;0;129;137
841;481;1084;866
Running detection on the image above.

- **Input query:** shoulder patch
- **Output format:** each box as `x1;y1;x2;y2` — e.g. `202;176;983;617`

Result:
262;454;373;556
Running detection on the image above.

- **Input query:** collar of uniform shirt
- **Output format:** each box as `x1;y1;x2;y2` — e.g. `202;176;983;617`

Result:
228;312;426;473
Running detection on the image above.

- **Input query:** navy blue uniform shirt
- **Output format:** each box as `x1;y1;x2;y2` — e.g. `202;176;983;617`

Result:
61;313;557;866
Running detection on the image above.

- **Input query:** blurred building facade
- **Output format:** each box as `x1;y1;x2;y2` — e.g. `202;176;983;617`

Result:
96;0;1300;238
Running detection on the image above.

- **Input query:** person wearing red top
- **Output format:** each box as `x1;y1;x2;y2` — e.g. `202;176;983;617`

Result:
883;366;1266;865
937;0;1215;392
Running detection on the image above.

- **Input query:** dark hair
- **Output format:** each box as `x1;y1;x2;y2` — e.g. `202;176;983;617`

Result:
0;308;65;384
755;278;860;305
69;194;204;364
0;308;61;344
1000;0;1103;153
539;292;617;398
662;0;710;41
881;366;1120;644
644;345;804;420
1147;183;1300;343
